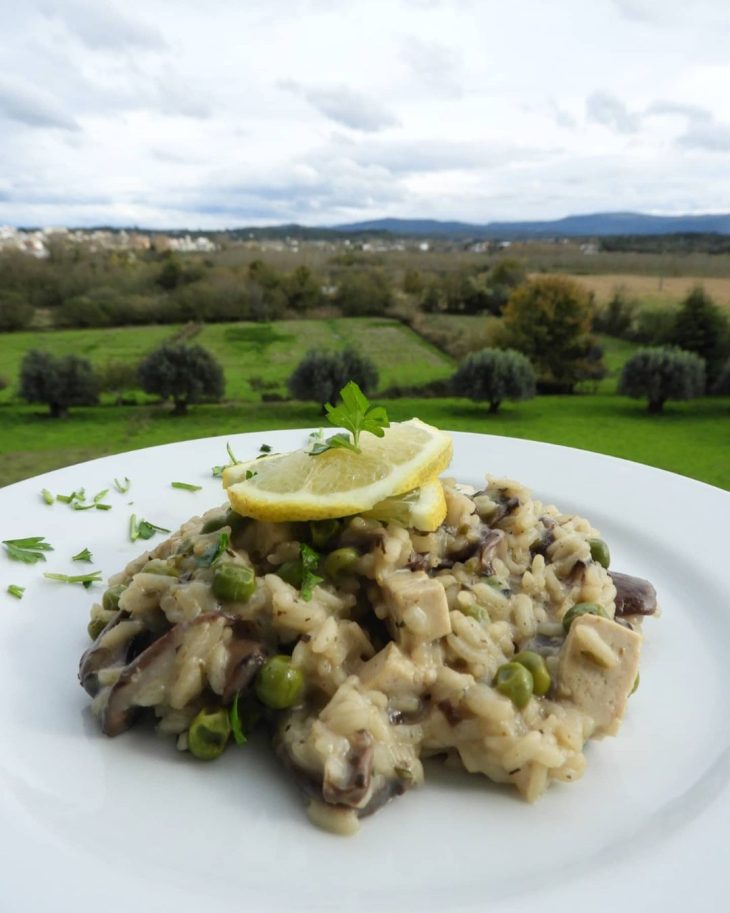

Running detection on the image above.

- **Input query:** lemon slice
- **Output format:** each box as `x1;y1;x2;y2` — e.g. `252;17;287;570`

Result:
361;479;446;531
223;419;452;522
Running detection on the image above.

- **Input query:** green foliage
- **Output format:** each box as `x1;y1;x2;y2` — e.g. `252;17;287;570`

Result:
667;286;730;387
618;346;705;413
484;258;528;315
138;342;225;415
452;348;536;413
19;350;98;417
501;276;602;392
593;286;638;337
95;359;140;397
402;268;423;295
283;265;323;313
335;270;392;316
287;347;378;406
712;357;730;395
0;290;34;331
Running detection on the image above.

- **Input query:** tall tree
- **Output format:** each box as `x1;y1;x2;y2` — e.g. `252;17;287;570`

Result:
501;276;601;392
667;286;730;388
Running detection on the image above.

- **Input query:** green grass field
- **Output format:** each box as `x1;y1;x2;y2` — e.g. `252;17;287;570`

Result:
0;318;454;403
1;395;727;490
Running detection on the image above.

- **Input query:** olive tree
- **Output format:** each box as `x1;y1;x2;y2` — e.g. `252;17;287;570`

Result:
288;347;378;408
138;342;224;415
501;276;601;392
452;348;536;414
618;346;705;413
19;350;98;418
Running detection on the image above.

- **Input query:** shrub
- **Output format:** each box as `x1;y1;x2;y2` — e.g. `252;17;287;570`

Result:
452;348;536;414
618;346;705;413
138;343;225;415
335;271;392;316
593;286;638;337
19;350;98;417
713;357;730;395
288;347;378;408
0;291;34;330
95;360;140;402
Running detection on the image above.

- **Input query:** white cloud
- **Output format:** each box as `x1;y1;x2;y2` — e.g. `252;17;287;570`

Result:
0;0;728;227
586;91;640;134
280;81;399;132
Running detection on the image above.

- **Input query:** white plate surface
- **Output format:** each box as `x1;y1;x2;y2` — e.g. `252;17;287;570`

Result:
1;430;728;913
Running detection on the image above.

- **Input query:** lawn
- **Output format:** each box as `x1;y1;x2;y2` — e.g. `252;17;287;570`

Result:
0;318;454;403
1;394;727;490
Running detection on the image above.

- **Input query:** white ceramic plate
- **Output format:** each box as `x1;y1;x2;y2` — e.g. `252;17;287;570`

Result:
1;430;728;913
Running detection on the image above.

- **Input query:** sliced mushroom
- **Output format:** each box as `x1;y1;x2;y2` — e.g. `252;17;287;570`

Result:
322;729;374;807
79;612;150;697
610;571;658;617
98;613;265;737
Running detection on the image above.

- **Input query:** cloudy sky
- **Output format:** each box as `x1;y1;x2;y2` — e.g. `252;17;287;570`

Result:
1;0;729;228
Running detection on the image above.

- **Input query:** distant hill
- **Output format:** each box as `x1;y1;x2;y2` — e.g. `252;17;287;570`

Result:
332;212;730;239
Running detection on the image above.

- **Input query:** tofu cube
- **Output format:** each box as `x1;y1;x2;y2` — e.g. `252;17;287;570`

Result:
557;613;642;736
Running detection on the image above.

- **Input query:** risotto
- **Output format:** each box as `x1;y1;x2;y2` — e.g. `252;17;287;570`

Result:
79;475;657;834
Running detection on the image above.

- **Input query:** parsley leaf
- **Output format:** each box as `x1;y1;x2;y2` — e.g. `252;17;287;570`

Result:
72;547;93;562
171;481;202;492
129;515;171;543
3;536;54;564
229;692;247;745
44;570;103;589
309;381;389;456
7;584;25;599
196;531;229;567
299;543;323;601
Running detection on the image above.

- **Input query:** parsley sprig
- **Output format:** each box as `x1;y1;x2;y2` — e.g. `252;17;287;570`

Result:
299;544;323;601
3;536;54;564
309;381;389;456
44;570;103;589
129;515;171;543
72;547;93;562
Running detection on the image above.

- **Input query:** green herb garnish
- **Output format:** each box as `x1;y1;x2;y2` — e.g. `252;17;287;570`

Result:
212;442;241;477
299;543;323;601
3;536;54;564
259;443;272;453
57;489;85;505
229;691;247;745
171;481;203;492
72;488;111;511
41;489;54;505
7;584;25;599
197;531;229;567
114;477;131;494
44;570;103;589
72;547;93;562
309;381;389;456
129;515;171;543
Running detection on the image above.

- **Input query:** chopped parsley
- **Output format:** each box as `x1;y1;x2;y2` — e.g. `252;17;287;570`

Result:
72;547;93;562
229;691;247;745
129;515;171;543
56;489;85;505
3;536;54;564
309;381;389;456
7;584;25;599
113;477;131;494
212;442;241;478
171;481;202;492
299;543;324;601
41;489;54;505
44;570;103;589
196;531;229;567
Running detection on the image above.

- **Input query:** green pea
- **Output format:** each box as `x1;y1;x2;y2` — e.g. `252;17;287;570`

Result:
187;708;230;760
323;547;359;580
631;672;640;695
87;616;107;641
277;560;303;588
562;602;608;633
255;655;304;710
142;559;179;577
493;662;534;709
309;519;340;549
102;584;126;613
588;538;611;569
212;563;256;602
513;651;552;696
